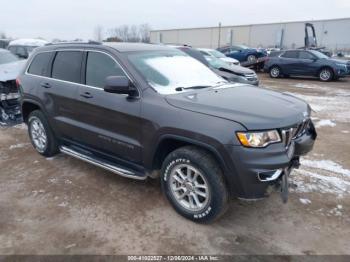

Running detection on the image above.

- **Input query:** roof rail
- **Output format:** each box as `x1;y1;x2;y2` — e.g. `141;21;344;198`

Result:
45;40;102;46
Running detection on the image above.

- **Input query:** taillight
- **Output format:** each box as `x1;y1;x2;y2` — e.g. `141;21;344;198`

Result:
16;78;21;88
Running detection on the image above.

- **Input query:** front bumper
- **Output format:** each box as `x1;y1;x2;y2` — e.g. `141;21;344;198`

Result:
224;121;317;199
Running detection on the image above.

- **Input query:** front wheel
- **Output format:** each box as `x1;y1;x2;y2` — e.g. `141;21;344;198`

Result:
28;110;59;157
319;68;333;82
161;146;229;223
269;66;281;78
247;55;257;63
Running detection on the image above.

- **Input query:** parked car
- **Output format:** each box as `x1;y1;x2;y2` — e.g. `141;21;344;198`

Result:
8;39;48;59
217;45;267;63
175;46;259;86
0;49;26;123
264;49;350;81
204;55;259;86
0;39;11;49
198;48;240;66
19;42;316;223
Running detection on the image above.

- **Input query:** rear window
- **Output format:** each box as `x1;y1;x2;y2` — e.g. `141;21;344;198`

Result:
281;51;299;59
52;51;83;83
28;52;52;76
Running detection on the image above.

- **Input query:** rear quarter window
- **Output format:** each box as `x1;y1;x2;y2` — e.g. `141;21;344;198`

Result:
28;52;53;76
51;51;83;83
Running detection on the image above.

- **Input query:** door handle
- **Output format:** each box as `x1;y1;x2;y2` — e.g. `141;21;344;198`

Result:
41;82;51;88
80;92;93;99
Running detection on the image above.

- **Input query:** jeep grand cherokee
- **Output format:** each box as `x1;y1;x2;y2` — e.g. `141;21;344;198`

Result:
18;42;317;223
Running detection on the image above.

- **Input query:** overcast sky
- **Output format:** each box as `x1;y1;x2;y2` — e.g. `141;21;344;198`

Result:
1;0;349;41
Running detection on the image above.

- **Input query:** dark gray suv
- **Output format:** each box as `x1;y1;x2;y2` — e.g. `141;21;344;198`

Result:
18;42;317;223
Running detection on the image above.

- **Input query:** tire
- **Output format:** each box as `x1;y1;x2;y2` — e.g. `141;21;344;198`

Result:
247;55;257;63
28;110;59;157
161;146;229;223
269;66;281;78
319;67;333;82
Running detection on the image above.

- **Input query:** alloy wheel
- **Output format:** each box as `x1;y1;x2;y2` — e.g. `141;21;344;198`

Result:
270;67;280;78
320;69;331;81
169;164;210;212
30;117;48;153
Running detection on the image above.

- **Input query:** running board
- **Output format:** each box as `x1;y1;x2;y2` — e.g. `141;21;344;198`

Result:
59;146;147;180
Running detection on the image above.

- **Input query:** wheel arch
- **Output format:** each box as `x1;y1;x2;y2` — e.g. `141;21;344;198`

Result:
318;65;335;76
21;100;42;123
152;135;228;176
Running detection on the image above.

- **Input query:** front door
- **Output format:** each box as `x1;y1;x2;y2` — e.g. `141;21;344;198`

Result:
76;51;142;164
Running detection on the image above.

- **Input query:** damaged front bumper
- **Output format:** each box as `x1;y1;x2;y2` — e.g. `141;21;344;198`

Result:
0;92;22;123
225;121;317;201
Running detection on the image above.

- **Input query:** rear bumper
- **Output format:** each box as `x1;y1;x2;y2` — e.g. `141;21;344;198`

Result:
224;121;317;199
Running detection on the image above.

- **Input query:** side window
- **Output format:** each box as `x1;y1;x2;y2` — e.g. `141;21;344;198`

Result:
8;46;17;55
299;51;315;60
28;52;52;76
281;51;299;59
17;47;27;56
85;52;125;88
52;51;83;83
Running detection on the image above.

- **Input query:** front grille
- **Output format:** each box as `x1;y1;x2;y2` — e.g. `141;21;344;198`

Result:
281;119;310;148
0;80;17;94
244;73;258;81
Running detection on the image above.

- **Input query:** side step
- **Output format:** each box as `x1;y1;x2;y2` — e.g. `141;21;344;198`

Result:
59;146;147;180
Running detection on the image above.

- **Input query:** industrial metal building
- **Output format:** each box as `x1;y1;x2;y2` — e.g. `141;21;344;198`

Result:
150;17;350;52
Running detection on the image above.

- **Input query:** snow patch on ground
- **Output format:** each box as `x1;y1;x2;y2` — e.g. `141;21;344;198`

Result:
292;157;350;197
299;198;312;205
294;83;316;89
301;159;350;176
14;123;27;130
292;169;350;196
341;130;349;134
9;143;30;150
315;119;336;128
58;201;68;207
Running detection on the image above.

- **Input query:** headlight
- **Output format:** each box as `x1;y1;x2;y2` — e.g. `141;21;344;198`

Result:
237;130;281;148
336;63;347;68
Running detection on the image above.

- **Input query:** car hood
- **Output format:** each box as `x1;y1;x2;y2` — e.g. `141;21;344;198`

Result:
221;57;239;63
219;64;255;75
327;58;349;65
165;84;309;130
0;60;26;82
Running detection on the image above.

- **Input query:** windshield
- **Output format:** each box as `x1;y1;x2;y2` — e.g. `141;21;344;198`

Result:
309;50;329;59
208;50;226;58
204;56;229;69
128;50;225;95
0;51;19;65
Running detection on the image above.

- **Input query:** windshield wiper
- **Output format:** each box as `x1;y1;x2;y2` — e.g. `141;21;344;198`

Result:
175;85;210;91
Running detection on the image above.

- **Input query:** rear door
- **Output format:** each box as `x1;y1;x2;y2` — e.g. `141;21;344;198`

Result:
43;50;83;141
279;50;299;74
76;50;142;164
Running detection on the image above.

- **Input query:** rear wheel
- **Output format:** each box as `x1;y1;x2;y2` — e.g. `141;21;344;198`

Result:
319;68;333;82
247;55;257;63
269;66;281;78
28;110;59;157
161;146;229;223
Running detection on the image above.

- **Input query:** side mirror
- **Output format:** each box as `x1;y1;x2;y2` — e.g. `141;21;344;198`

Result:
104;76;135;95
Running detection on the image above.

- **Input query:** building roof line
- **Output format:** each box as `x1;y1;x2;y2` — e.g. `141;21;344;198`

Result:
150;17;350;32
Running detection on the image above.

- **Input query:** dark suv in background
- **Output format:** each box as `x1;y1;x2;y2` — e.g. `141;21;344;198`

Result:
264;49;350;81
18;42;316;223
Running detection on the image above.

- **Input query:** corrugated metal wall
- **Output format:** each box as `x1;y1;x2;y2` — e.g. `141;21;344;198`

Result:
150;18;350;51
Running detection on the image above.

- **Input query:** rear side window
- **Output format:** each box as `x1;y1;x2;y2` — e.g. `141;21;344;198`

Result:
281;51;299;59
85;52;125;88
299;51;315;59
28;52;52;76
52;51;83;83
